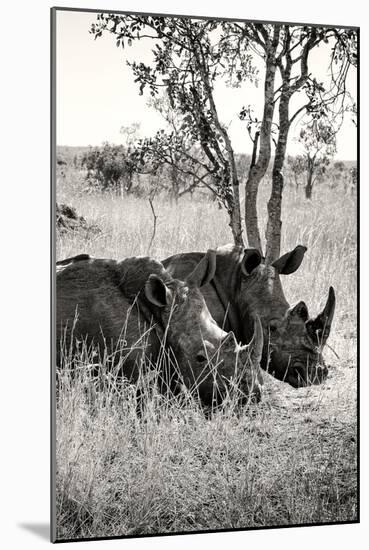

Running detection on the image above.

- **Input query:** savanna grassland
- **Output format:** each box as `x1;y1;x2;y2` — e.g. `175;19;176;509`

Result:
55;159;357;540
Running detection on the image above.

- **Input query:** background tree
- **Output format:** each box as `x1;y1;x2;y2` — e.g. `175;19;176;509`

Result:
286;155;306;189
331;160;347;192
349;166;357;196
119;123;141;194
298;119;337;199
133;96;226;203
130;128;211;201
120;122;140;146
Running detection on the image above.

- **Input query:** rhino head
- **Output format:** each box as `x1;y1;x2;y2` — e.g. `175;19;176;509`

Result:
145;250;263;405
235;245;336;387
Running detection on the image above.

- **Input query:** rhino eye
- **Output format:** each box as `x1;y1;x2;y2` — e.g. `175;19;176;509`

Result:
196;352;207;364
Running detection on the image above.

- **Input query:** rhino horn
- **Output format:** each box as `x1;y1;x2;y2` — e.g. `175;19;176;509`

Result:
307;286;336;345
246;315;264;365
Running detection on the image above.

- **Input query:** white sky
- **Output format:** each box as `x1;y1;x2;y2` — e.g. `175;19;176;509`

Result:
56;10;357;160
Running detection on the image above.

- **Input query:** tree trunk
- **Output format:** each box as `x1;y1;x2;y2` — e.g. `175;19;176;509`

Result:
265;92;290;263
170;165;179;204
228;170;244;246
250;131;260;168
125;172;134;194
305;170;313;199
212;123;243;247
195;46;244;246
244;29;280;254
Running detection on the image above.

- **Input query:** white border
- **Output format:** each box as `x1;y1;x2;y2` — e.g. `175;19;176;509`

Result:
1;1;366;548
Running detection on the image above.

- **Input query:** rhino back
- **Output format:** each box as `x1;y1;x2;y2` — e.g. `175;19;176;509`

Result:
56;258;161;371
162;252;204;278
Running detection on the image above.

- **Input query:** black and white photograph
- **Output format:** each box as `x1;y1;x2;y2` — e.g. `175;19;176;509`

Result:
51;6;358;543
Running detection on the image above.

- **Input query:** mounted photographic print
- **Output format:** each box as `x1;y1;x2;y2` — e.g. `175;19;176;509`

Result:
51;7;359;543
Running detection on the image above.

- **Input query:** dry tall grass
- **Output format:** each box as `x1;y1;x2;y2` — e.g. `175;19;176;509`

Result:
55;168;357;540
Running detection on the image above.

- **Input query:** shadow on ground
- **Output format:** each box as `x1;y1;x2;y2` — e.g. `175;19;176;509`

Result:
18;523;49;541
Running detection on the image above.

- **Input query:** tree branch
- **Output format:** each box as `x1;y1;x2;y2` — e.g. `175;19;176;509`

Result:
147;194;158;254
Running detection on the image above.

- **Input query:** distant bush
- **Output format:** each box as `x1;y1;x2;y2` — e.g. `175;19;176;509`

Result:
81;143;136;194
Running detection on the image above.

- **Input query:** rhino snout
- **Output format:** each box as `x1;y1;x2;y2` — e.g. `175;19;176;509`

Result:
308;363;328;385
238;377;263;404
291;361;329;387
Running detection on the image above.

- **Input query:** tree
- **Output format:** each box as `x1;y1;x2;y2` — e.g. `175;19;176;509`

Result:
350;166;357;195
120;122;140;146
216;23;356;258
132;96;225;203
90;15;357;255
286;155;305;188
332;160;347;192
234;24;282;254
90;14;258;245
298;119;337;199
130;127;210;201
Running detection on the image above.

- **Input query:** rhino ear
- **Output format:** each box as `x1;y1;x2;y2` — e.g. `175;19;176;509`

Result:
272;245;307;275
241;248;262;276
145;274;172;307
186;249;216;288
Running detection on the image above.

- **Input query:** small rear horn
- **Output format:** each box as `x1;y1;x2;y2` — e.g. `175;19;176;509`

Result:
306;287;336;345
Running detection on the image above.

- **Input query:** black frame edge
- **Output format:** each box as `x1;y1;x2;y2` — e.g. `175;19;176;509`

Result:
51;5;359;31
50;6;57;544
